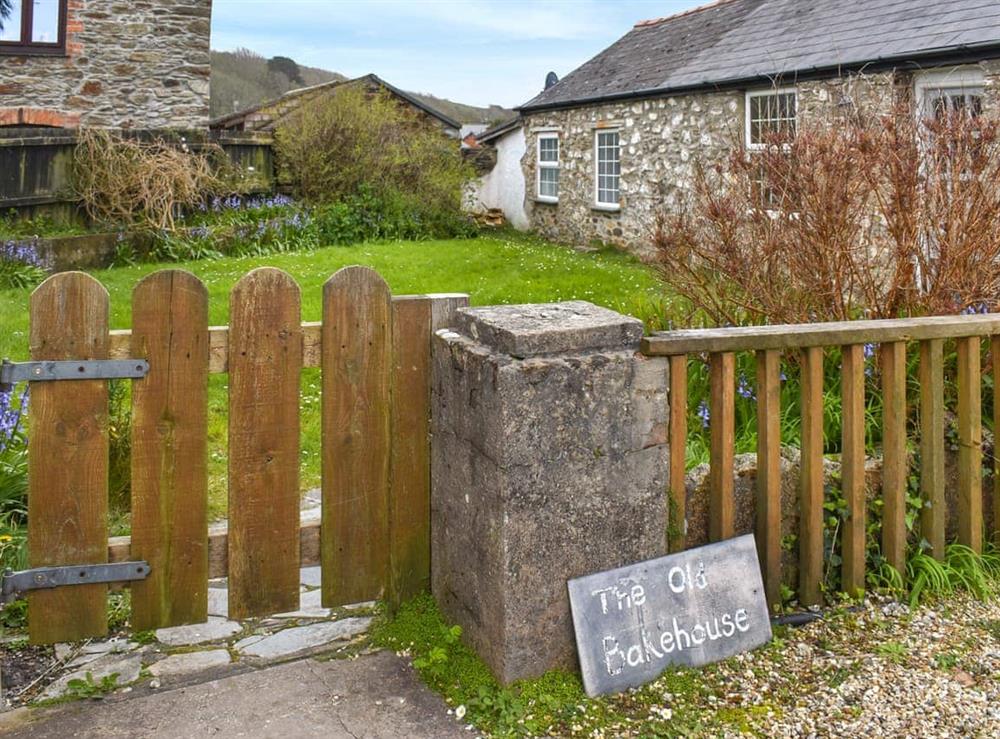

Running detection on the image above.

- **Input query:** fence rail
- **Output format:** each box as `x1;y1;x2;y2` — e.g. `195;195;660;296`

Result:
24;267;466;644
643;315;1000;608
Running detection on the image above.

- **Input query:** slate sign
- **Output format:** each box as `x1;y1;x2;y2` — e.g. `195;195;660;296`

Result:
568;534;772;697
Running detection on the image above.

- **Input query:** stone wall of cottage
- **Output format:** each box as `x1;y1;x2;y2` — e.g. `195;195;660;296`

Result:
0;0;212;129
522;63;1000;257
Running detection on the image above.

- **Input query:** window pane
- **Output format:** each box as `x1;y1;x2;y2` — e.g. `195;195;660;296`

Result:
32;0;61;43
0;0;23;42
749;92;797;144
539;137;559;162
595;131;620;205
539;167;559;198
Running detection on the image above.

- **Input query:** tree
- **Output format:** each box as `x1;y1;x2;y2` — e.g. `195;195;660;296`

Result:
267;56;303;86
0;0;14;34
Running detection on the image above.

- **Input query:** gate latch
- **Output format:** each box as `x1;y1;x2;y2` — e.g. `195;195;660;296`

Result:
0;359;150;392
1;562;151;606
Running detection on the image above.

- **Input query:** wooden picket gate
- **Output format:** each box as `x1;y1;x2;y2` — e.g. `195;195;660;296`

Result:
23;266;467;644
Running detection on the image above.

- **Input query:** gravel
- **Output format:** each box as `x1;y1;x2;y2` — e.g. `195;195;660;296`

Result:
705;592;1000;737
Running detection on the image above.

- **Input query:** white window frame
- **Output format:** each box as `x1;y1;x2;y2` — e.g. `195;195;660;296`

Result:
536;132;560;203
593;128;621;210
914;67;985;120
745;88;798;150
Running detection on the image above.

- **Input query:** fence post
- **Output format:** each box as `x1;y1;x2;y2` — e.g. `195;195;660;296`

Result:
431;301;668;684
28;272;110;643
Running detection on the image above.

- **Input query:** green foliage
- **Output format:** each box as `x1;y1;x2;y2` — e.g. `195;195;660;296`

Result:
1;210;86;239
108;380;132;515
907;544;1000;607
875;640;909;664
274;85;473;234
65;671;121;700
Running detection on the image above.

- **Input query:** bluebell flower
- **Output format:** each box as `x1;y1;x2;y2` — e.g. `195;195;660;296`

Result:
736;374;756;401
697;400;710;429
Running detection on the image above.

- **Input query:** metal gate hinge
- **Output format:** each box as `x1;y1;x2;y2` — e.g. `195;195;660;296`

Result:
0;358;150;392
1;562;151;606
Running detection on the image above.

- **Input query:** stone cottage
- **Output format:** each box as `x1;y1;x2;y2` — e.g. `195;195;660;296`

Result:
0;0;213;129
515;0;1000;256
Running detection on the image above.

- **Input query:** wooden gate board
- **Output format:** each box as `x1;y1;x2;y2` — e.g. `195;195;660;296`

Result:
27;272;111;644
227;268;303;619
322;266;393;607
129;270;210;630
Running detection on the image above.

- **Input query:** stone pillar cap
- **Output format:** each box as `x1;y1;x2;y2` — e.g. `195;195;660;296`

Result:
454;301;644;358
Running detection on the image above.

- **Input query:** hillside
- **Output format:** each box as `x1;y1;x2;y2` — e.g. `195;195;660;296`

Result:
210;49;513;125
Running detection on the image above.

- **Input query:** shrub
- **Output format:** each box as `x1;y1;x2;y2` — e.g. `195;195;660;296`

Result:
654;99;1000;326
274;85;473;234
72;129;226;231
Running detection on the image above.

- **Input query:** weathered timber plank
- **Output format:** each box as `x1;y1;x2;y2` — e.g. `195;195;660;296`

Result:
642;314;1000;356
756;349;781;607
322;266;393;607
841;344;866;596
109;517;322;579
668;354;688;552
994;337;1000;545
28;272;110;643
387;297;434;612
880;341;908;575
799;346;824;607
709;352;735;542
130;270;209;630
228;268;302;619
957;336;983;553
919;339;946;559
108;294;469;374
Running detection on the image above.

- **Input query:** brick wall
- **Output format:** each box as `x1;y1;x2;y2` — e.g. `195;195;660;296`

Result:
0;0;213;130
521;62;1000;257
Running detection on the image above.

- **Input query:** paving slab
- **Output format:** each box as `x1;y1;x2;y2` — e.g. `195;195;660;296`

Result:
10;651;468;739
237;617;372;660
41;654;143;699
154;617;242;647
147;650;231;678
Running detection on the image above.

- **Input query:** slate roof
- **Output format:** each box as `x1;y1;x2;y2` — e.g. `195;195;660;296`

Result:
520;0;1000;111
210;74;461;132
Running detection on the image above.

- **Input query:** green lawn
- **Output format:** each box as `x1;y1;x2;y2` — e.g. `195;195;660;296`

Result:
1;232;666;520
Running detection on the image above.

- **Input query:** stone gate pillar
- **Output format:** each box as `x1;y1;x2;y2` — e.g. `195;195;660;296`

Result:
430;301;669;684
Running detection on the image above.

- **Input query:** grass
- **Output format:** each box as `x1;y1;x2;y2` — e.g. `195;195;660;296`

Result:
0;231;664;519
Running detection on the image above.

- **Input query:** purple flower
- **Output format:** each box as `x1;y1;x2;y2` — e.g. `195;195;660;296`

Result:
0;386;28;452
697;400;710;429
1;237;50;269
736;374;756;401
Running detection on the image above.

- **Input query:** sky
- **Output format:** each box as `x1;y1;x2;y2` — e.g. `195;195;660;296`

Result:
211;0;700;109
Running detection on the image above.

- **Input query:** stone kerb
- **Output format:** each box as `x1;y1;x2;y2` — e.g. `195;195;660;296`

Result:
431;301;669;684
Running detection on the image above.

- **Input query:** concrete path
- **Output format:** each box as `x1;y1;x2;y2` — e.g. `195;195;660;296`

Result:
2;652;469;738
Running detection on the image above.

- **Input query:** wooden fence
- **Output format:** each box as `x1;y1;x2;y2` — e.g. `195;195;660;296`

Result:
643;315;1000;608
24;267;467;644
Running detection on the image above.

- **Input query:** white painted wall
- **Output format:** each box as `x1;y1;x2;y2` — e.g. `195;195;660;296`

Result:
468;126;529;230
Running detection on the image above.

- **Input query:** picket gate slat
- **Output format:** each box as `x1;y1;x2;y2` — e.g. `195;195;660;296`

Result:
880;341;908;575
755;349;781;607
667;354;688;552
27;272;110;643
919;338;946;558
130;270;209;630
708;351;735;542
956;336;983;553
388;296;433;611
841;344;866;595
322;266;393;607
799;346;825;607
227;268;302;619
